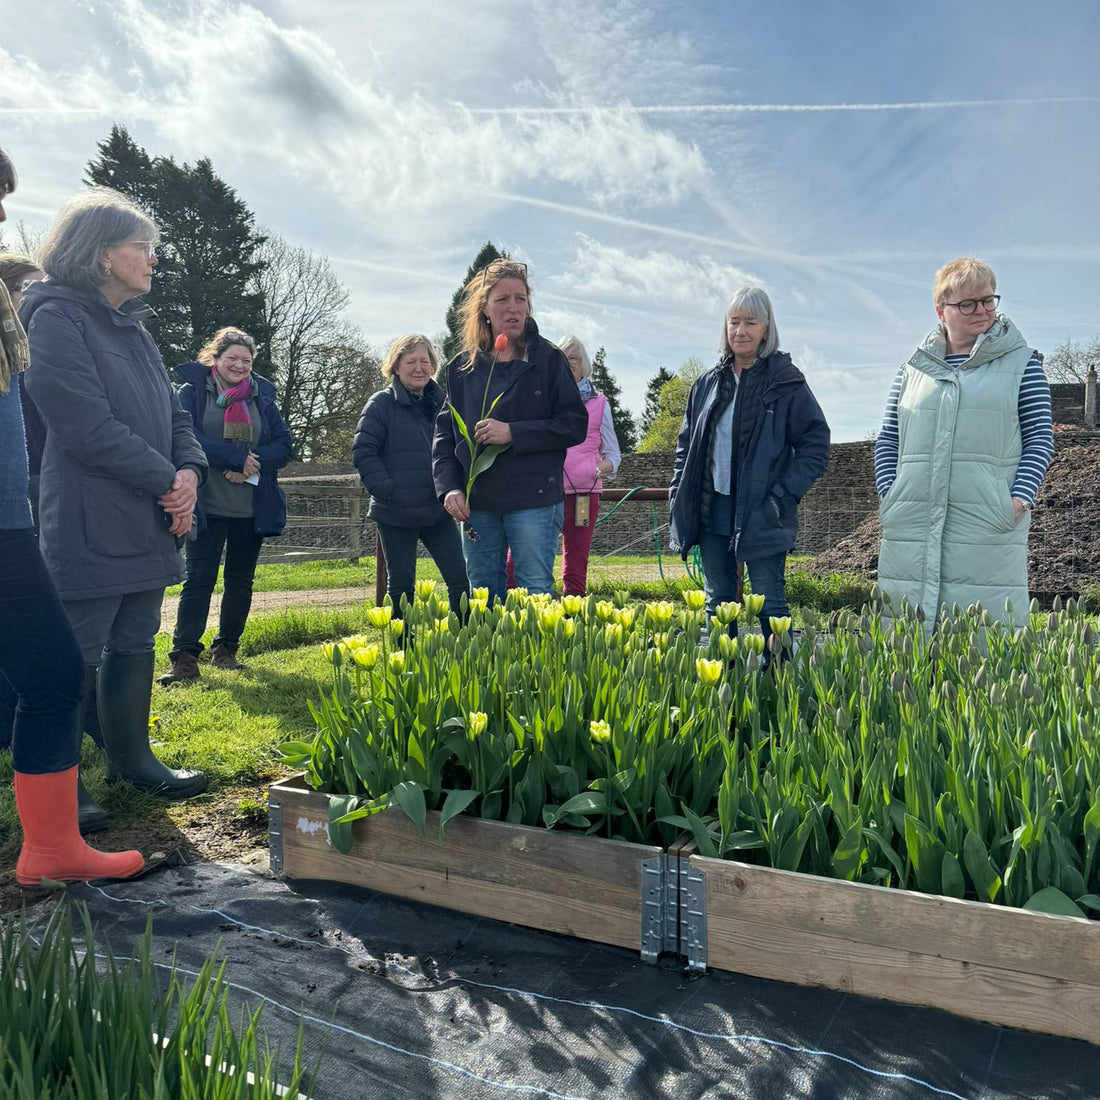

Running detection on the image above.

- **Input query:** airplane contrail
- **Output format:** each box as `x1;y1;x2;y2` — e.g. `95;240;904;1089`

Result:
469;96;1100;116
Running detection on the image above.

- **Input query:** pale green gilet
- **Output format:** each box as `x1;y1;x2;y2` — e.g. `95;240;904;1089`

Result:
877;316;1033;626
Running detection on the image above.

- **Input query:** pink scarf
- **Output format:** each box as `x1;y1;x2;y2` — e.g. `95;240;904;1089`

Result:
213;369;253;442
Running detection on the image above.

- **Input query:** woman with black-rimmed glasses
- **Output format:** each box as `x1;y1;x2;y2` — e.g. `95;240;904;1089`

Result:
875;257;1054;625
432;259;587;602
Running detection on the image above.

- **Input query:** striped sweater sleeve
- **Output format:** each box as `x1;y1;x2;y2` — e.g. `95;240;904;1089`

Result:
873;366;904;497
1010;355;1054;505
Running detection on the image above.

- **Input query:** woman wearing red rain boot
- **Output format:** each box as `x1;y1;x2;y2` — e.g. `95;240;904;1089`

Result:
0;146;142;886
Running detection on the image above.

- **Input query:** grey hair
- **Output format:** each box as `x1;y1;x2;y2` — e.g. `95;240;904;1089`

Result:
719;286;779;359
38;187;158;294
0;146;16;195
557;334;591;379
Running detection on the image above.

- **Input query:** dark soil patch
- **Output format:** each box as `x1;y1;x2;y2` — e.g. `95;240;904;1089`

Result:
0;783;272;915
806;428;1100;600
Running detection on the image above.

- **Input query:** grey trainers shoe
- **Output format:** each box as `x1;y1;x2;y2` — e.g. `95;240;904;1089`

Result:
210;645;246;671
157;651;201;686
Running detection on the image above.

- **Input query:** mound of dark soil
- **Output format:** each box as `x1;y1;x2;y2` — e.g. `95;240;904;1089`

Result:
806;429;1100;599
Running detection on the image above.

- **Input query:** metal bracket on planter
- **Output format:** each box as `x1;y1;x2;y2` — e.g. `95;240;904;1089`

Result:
268;796;284;876
641;854;672;962
678;860;707;973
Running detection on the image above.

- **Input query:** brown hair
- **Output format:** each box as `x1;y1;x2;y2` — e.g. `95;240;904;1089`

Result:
0;146;16;195
456;259;531;371
0;253;40;297
381;334;439;381
196;326;257;366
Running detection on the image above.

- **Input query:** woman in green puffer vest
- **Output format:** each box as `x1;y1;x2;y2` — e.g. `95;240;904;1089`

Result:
874;257;1054;626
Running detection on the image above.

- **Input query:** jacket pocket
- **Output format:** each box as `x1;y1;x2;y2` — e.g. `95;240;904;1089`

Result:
81;474;158;556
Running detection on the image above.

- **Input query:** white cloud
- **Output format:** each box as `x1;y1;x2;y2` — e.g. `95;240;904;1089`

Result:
0;0;708;245
556;233;763;307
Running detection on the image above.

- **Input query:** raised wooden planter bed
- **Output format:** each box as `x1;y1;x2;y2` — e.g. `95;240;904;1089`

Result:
267;776;660;952
268;777;1100;1043
688;852;1100;1045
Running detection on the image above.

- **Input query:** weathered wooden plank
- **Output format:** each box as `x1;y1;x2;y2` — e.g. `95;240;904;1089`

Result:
270;778;657;951
704;908;1100;1044
695;854;1100;1042
694;854;1100;989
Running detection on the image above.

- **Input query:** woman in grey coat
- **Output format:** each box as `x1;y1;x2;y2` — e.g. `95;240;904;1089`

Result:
22;188;210;827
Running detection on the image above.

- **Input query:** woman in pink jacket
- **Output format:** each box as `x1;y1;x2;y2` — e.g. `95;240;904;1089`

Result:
557;336;621;595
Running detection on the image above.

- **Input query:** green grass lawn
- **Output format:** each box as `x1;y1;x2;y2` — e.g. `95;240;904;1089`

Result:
0;638;335;871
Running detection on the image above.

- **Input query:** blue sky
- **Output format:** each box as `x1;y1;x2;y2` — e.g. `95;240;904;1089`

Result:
3;0;1098;440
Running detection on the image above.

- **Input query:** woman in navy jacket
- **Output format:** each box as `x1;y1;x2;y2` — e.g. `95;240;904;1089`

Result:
432;259;587;601
353;335;469;618
669;286;829;647
161;327;293;684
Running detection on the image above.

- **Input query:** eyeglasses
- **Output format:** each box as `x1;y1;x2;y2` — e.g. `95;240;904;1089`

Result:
127;240;159;260
480;259;527;286
944;294;1000;315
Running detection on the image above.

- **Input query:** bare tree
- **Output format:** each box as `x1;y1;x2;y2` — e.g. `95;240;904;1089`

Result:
253;233;382;461
1044;336;1100;384
0;220;43;258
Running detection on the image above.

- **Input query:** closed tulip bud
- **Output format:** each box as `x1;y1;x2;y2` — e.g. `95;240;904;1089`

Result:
1088;683;1100;708
604;623;624;647
1053;595;1064;613
389;618;405;639
768;632;784;656
366;605;393;627
890;670;904;693
388;650;406;673
696;657;723;687
744;592;766;616
989;683;1005;707
718;633;739;659
472;587;489;601
835;706;851;732
353;644;380;669
435;618;450;633
322;642;337;661
646;600;676;627
682;589;707;611
1029;596;1040;616
860;676;870;697
902;679;916;705
941;680;957;703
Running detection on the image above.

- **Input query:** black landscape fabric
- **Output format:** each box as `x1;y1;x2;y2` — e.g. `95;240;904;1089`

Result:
43;861;1100;1099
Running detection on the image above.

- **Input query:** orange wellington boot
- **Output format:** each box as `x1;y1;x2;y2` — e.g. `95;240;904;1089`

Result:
14;767;144;886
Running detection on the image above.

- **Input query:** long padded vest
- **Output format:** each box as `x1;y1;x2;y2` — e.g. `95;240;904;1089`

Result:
877;318;1032;625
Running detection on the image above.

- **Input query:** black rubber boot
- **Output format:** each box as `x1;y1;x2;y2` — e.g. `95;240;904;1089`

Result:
76;665;111;832
81;665;104;747
98;651;208;798
77;775;110;834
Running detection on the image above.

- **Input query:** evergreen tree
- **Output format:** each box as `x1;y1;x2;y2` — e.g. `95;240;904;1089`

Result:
589;346;637;453
441;241;505;364
637;358;704;453
86;125;269;369
639;366;674;438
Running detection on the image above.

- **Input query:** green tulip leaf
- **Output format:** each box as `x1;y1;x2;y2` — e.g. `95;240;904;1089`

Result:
1023;886;1087;918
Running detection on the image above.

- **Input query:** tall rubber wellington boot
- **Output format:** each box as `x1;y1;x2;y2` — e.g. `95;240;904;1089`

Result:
98;651;208;798
14;767;144;886
76;665;110;834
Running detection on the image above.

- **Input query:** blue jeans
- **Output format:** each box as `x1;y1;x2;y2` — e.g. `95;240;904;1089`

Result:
464;504;563;602
376;517;469;618
0;529;82;773
697;526;789;638
172;516;264;656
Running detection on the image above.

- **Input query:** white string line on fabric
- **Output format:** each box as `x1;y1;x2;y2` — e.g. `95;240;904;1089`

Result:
25;926;596;1100
84;883;978;1100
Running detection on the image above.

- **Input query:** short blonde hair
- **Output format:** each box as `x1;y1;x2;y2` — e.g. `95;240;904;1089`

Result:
933;257;997;308
382;334;438;381
197;327;257;366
